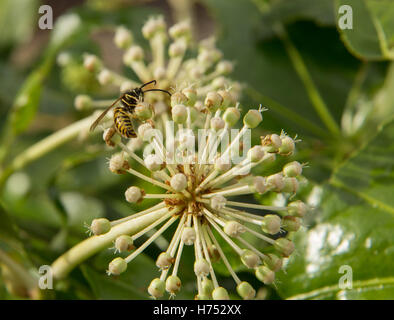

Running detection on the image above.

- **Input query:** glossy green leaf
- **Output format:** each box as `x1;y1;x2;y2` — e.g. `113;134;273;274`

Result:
336;0;394;60
276;119;394;299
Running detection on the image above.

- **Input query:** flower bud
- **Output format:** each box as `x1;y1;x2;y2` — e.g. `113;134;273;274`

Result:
247;145;265;162
148;278;165;299
215;157;231;172
210;195;226;210
266;173;285;192
282;216;301;232
223;107;240;126
90;218;111;235
205;92;223;110
144;154;164;171
109;153;129;174
210;117;225;131
274;238;295;257
241;249;260;268
211;76;229;90
153;67;166;80
287;200;308;217
182;88;197;106
282;177;299;194
115;235;134;252
114;26;133;49
169;40;187;57
236;281;256;300
172;104;188;124
108;257;127;276
169;21;191;39
263;254;282;272
123;46;144;64
170;173;188;191
181;226;196;245
261;134;282;152
127;137;143;152
201;278;214;296
135;101;153;120
218;90;234;109
253;176;267;194
166;275;181;294
212;287;229;300
279;136;295;156
156;252;174;270
74;95;92;111
125;186;143;203
255;265;275;285
216;60;233;75
243;109;262;128
83;54;101;72
224;221;245;237
171;92;188;107
194;259;210;277
283;161;302;177
261;214;281;235
142;16;166;39
98;69;113;85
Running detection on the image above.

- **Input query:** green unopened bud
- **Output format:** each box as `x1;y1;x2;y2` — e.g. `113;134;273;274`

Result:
282;216;301;232
201;278;214;296
247;145;265;162
224;221;245;237
236;281;256;300
169;21;191;40
90;218;111;235
255;265;275;285
194;259;210;277
266;173;285;192
223;107;240;126
182;88;196;106
135;101;153;120
282;177;299;193
169;39;187;57
172;104;188;124
123;46;144;64
166;275;181;294
241;249;260;268
148;278;165;299
243;109;262;128
212;287;229;300
216;60;233;75
115;235;134;252
261;214;281;235
261;134;282;152
114;26;133;49
156;252;174;270
274;238;295;257
74;95;92;111
142;16;166;39
218;90;234;109
279;136;295;156
211;76;229;90
171;92;188;107
205;92;223;110
283;161;302;177
263;254;282;272
287;200;308;217
108;257;127;276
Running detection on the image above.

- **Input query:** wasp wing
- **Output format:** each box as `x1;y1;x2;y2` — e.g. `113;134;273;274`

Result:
89;97;122;131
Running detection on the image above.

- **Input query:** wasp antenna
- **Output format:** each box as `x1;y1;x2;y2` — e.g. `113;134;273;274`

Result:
144;89;172;96
140;80;157;89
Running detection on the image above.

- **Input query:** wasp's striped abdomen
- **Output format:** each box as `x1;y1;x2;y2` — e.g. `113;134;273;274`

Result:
113;106;137;138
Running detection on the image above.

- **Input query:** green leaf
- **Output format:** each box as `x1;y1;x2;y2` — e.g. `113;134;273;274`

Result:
276;119;394;299
336;0;394;60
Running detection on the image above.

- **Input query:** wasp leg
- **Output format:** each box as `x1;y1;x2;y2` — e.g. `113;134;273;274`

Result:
104;126;117;147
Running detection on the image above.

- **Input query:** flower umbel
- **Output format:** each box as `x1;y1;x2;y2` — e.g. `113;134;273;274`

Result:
72;16;308;300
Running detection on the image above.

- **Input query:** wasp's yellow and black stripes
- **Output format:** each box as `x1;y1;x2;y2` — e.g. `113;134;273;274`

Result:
113;106;137;138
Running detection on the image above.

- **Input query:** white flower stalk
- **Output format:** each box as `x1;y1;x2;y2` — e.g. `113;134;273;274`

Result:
56;16;309;300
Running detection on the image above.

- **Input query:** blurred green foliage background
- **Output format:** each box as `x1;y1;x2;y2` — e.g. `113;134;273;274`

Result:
0;0;393;300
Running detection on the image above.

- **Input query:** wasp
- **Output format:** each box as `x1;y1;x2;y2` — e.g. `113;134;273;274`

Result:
90;80;171;145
